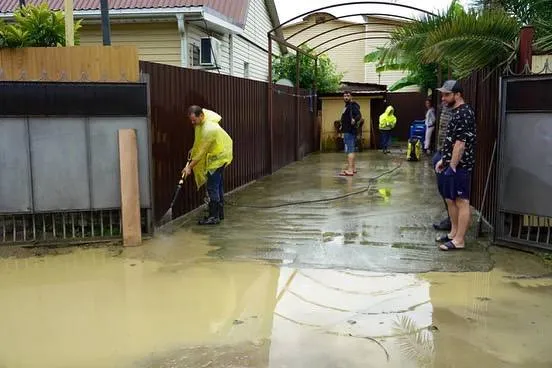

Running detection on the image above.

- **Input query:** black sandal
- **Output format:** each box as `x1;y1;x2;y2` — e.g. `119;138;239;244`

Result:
436;235;453;243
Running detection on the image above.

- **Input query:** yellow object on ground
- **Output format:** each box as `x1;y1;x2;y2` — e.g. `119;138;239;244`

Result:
378;188;391;201
379;106;397;130
190;109;233;189
406;139;423;161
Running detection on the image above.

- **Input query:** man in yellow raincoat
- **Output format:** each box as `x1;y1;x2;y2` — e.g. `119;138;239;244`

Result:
379;106;397;154
182;106;233;225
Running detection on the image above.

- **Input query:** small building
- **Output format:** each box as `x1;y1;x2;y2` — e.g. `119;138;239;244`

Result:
319;82;387;152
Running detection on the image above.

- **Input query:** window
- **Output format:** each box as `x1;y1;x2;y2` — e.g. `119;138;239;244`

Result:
189;44;200;67
244;62;250;78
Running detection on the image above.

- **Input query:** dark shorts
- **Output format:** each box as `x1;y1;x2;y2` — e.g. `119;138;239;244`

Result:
432;152;445;197
343;132;356;154
442;168;471;201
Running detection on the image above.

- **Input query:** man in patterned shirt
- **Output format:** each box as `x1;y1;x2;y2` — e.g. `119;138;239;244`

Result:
434;80;476;251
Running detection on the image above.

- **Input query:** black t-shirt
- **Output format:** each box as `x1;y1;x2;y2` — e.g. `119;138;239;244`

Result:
442;104;476;171
340;102;361;134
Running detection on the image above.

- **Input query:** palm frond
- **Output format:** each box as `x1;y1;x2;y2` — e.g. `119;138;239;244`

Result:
534;18;552;52
388;76;418;92
392;315;434;366
470;0;552;25
420;9;519;77
364;49;385;64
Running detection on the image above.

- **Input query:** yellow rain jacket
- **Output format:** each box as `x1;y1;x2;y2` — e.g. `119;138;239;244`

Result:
379;106;397;131
189;109;233;189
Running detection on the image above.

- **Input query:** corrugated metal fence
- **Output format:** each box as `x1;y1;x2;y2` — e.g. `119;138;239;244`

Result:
139;61;315;222
460;69;501;230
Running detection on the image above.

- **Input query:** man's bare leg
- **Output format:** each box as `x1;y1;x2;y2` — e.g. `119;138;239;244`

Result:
452;199;470;247
446;199;458;239
348;153;356;173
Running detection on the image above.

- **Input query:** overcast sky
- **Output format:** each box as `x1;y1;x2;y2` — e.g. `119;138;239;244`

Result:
274;0;471;24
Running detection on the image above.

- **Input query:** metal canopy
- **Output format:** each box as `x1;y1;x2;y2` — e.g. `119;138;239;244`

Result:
266;1;436;173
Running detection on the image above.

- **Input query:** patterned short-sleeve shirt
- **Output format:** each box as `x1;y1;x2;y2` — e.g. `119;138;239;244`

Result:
442;104;476;171
437;104;452;151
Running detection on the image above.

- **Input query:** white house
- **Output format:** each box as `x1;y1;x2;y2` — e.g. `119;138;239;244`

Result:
0;0;287;81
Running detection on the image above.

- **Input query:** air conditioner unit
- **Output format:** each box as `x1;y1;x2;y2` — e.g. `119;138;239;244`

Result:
200;37;221;67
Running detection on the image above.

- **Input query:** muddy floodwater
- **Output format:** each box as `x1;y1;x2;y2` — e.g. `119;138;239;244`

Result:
0;153;551;367
1;234;551;368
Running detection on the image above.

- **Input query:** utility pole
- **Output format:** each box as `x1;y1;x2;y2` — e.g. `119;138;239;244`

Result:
64;0;74;46
100;0;112;45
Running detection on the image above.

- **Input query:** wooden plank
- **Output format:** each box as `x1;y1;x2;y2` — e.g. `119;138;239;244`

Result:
0;45;139;82
118;129;142;247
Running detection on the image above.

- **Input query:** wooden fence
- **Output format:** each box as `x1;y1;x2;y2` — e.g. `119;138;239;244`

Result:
0;45;139;82
139;61;316;222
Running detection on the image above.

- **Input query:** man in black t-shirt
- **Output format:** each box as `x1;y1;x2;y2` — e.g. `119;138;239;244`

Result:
434;80;476;251
339;91;362;176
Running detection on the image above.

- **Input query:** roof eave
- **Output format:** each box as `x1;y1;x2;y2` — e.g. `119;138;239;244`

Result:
0;6;245;34
264;0;288;54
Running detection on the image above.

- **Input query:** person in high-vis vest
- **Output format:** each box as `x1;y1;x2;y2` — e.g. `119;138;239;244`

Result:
379;106;397;154
182;106;233;225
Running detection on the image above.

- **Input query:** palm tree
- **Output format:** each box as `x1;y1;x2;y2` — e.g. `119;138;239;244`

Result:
364;50;447;93
365;0;522;87
472;0;552;52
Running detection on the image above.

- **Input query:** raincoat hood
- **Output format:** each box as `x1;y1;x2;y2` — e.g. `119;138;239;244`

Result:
379;105;397;130
189;108;233;189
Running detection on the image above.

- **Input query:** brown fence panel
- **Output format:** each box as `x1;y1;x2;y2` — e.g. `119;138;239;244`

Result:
298;91;316;160
460;68;501;228
272;85;298;171
141;62;269;221
298;90;317;160
140;62;315;222
385;92;427;142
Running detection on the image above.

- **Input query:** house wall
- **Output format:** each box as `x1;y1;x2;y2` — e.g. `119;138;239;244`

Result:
320;96;376;151
186;23;230;73
532;54;552;72
232;0;281;81
282;18;366;83
80;0;279;81
363;17;418;93
79;22;181;67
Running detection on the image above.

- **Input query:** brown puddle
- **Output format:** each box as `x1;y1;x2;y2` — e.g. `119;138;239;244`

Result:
0;237;551;367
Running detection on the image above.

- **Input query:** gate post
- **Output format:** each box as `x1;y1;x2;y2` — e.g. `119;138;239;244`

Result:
119;128;142;247
295;52;300;161
518;26;535;73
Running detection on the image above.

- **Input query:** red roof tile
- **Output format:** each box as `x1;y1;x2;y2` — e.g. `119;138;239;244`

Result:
0;0;250;26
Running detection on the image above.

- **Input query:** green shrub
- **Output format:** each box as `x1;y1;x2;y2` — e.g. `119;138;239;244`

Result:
0;3;82;48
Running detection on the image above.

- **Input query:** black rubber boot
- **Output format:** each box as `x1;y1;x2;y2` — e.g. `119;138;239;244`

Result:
219;202;224;220
433;217;452;231
198;201;220;225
